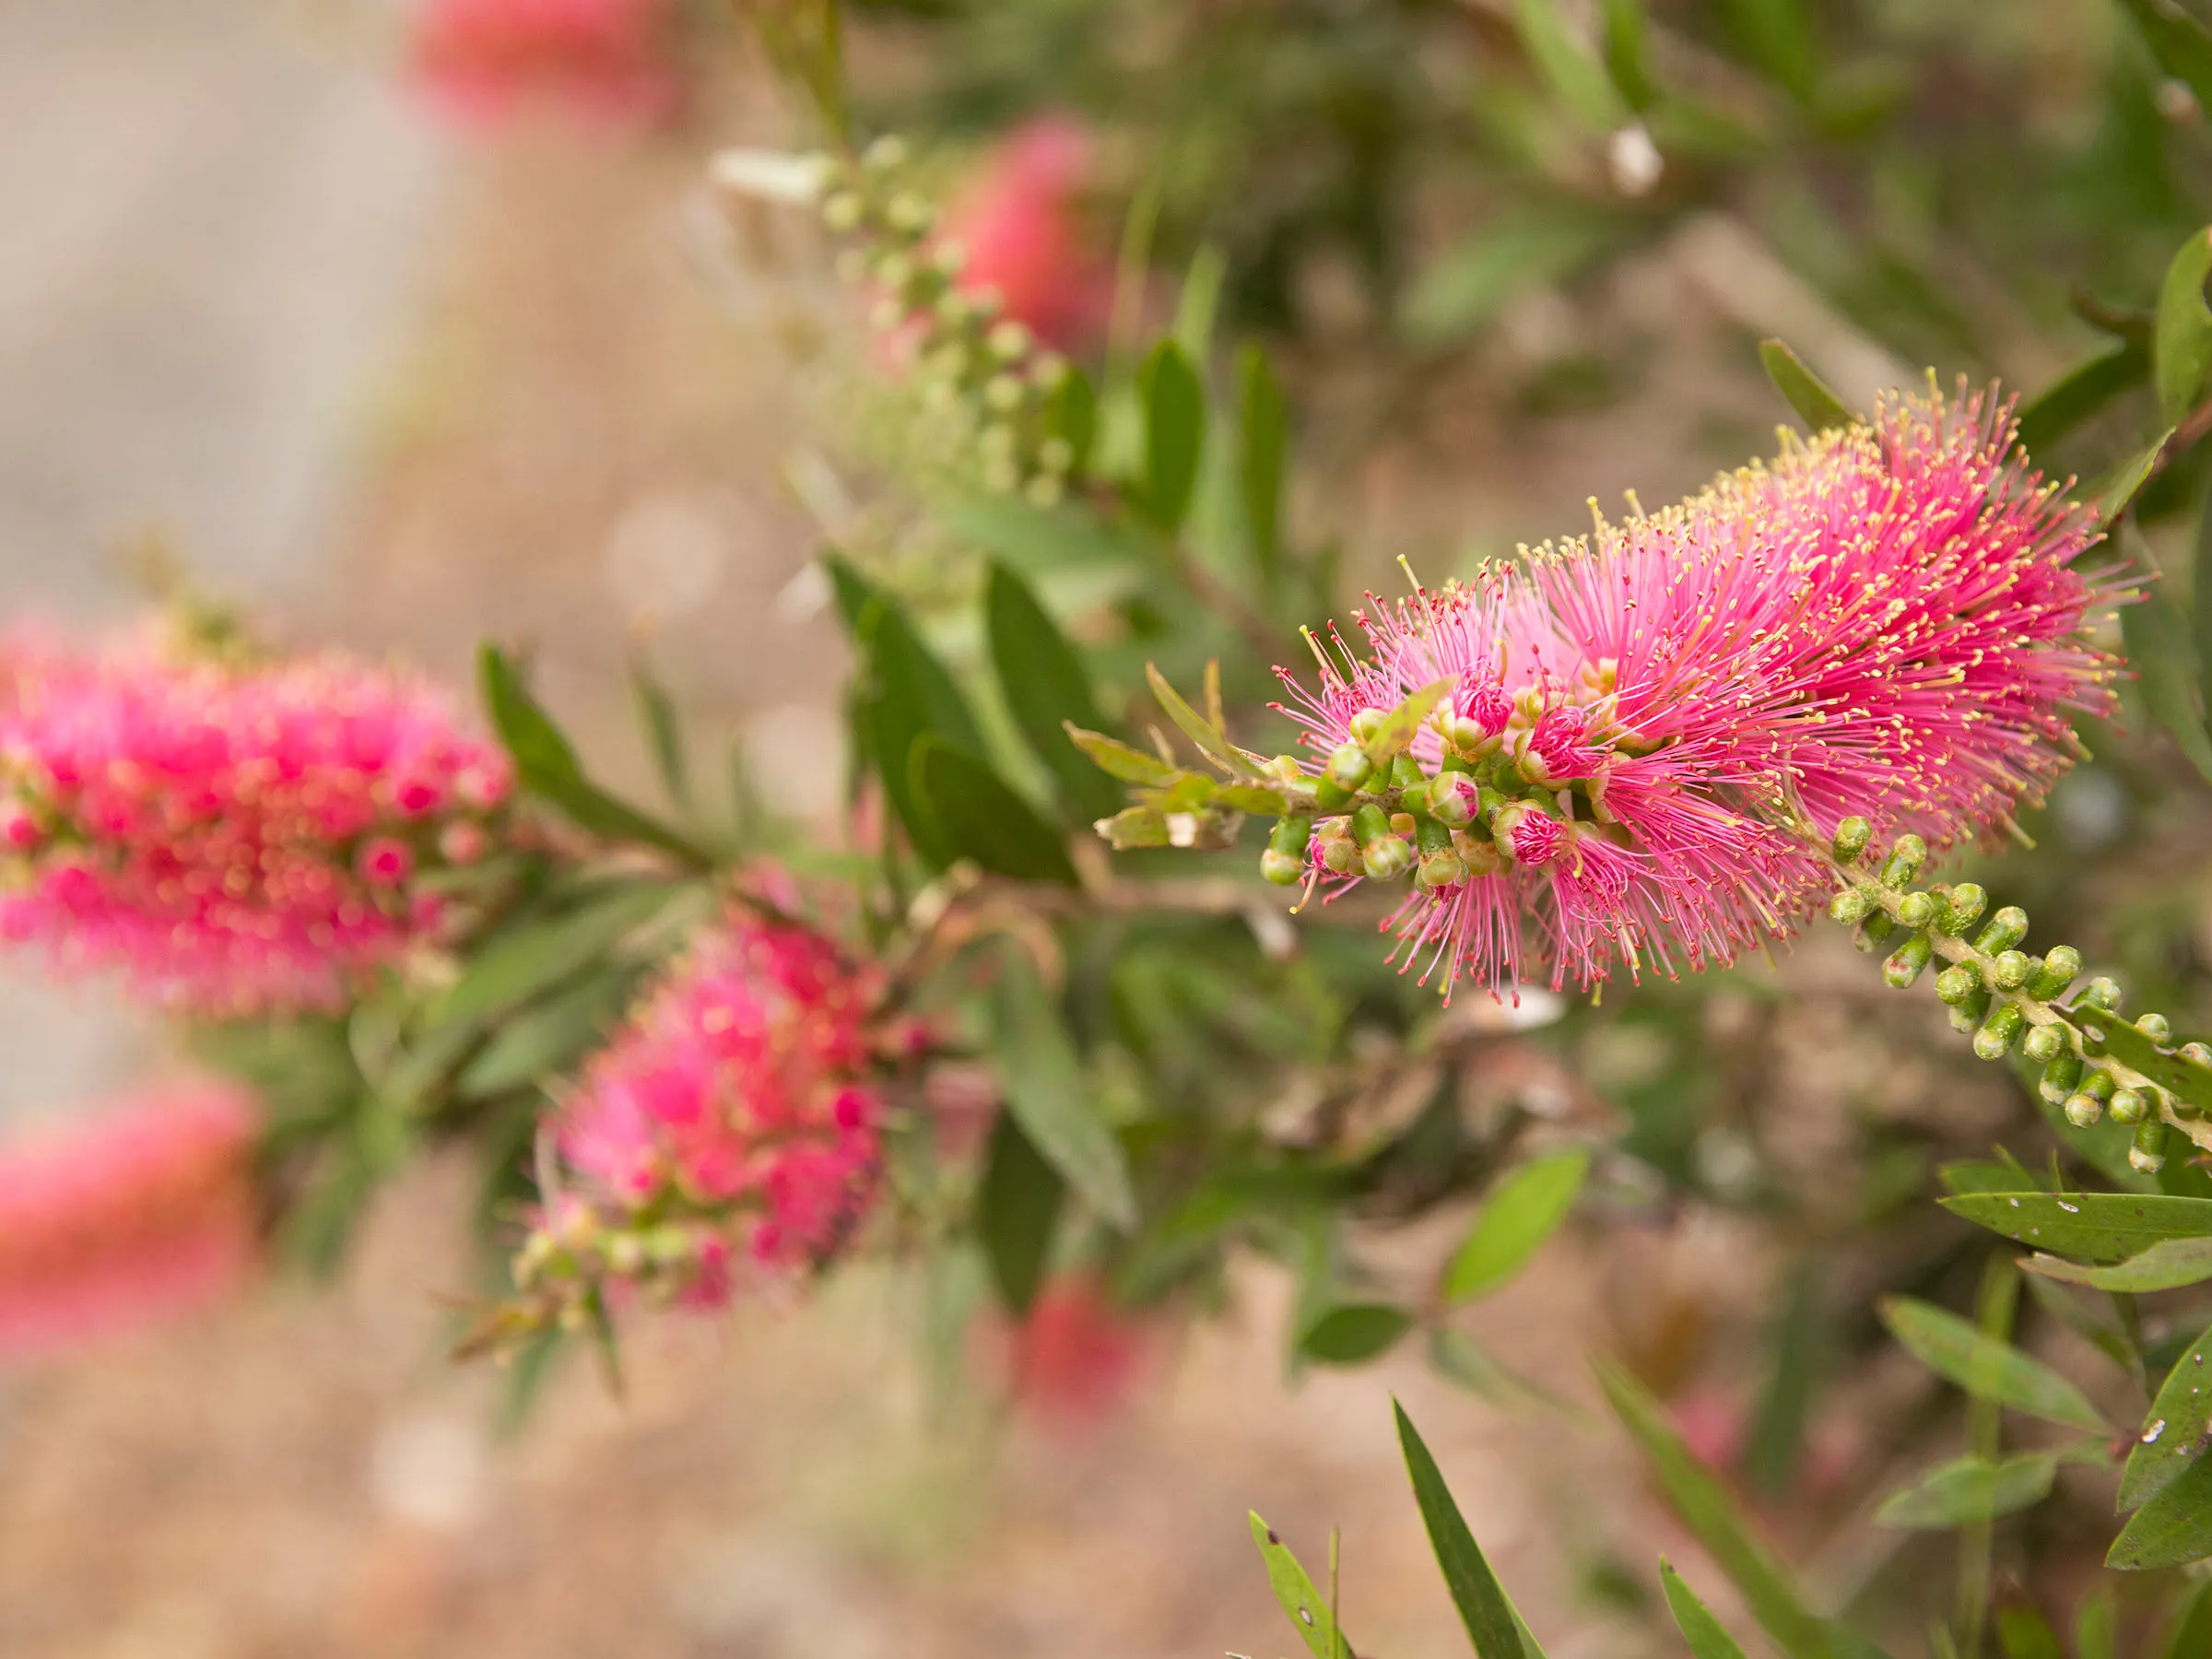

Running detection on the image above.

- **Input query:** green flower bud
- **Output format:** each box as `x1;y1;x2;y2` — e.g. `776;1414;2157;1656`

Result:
2065;1067;2118;1123
1263;817;1312;887
2040;1050;2083;1106
1429;774;1479;829
1025;474;1065;509
2136;1012;2174;1045
2131;1120;2171;1174
2111;1087;2150;1125
1390;754;1425;789
1973;907;2029;954
1884;933;1936;988
886;192;933;236
2077;977;2124;1014
1829;888;1873;925
1855;911;1899;953
821;190;865;231
1347;709;1387;746
1990;950;2033;991
2025;946;2080;1000
1974;1003;2026;1061
1831;817;1873;863
987;320;1031;360
1327;743;1373;792
862;134;909;171
1897;890;1939;929
1445;716;1496;756
1935;963;1982;1005
1319;830;1359;876
1935;883;1987;935
1418;849;1468;888
2022;1023;2066;1065
2179;1041;2212;1070
1362;836;1414;880
1877;834;1927;888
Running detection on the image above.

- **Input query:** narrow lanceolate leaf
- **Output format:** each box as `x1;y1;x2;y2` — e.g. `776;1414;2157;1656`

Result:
1394;1400;1546;1658
1441;1150;1590;1304
1238;344;1288;586
2099;433;2172;523
993;946;1137;1229
1511;0;1628;131
629;650;689;811
910;738;1079;886
1600;0;1659;111
1065;724;1185;787
2119;1318;2212;1512
2025;1237;2212;1294
442;881;682;1025
2108;1452;2212;1571
984;562;1126;822
1996;1607;2065;1659
1147;662;1263;777
2159;1582;2212;1659
2194;482;2212;715
1659;1561;1751;1659
1136;338;1206;532
1298;1303;1414;1366
2121;579;2212;784
976;1109;1065;1315
1941;1193;2212;1263
1363;679;1457;770
1595;1361;1837;1659
1874;1453;2057;1529
1758;339;1854;435
1877;1297;2106;1432
2156;227;2212;426
1248;1513;1349;1659
2012;345;2149;457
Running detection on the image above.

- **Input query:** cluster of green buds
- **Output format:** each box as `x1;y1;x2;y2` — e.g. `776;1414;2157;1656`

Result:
1820;818;2212;1173
504;1202;729;1334
808;136;1093;502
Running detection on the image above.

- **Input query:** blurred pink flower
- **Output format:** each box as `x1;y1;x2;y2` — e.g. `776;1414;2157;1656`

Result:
408;0;680;128
0;635;512;1013
943;116;1113;351
1277;387;2115;996
1007;1273;1149;1427
556;910;882;1290
0;1080;257;1359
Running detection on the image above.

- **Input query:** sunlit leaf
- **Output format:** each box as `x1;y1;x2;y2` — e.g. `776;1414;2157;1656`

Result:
1441;1150;1590;1303
2157;227;2212;425
2120;1318;2212;1512
1147;662;1263;777
1248;1513;1348;1659
1364;678;1456;770
1758;339;1853;434
1660;1561;1750;1659
2025;1236;2212;1293
1395;1400;1547;1657
1942;1192;2212;1262
1878;1297;2106;1432
2109;1451;2212;1570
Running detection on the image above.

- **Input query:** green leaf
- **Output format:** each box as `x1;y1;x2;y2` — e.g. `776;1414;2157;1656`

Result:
443;881;682;1026
1720;0;1817;102
2157;228;2212;426
1941;1192;2212;1263
1402;208;1618;347
1512;0;1628;131
2025;1236;2212;1293
1441;1149;1590;1303
1758;339;1854;435
2058;1013;2212;1124
1173;242;1229;359
1298;1303;1414;1366
1873;1453;2057;1529
993;946;1137;1228
911;738;1078;885
2013;345;2150;457
1428;1326;1552;1411
984;562;1125;823
1238;345;1288;586
495;1328;565;1437
1363;678;1456;770
2124;579;2212;784
458;967;639;1098
1599;0;1658;111
1394;1400;1545;1658
1045;368;1098;478
2122;0;2212;112
1146;662;1262;777
1136;339;1205;532
2109;1451;2212;1570
1248;1513;1348;1659
1877;1297;2106;1432
1659;1562;1750;1659
1064;724;1182;788
2120;1317;2212;1512
1745;1263;1824;1498
2098;433;2172;522
2074;1588;2116;1659
1938;1154;2046;1196
1594;1360;1837;1659
976;1109;1065;1315
1995;1607;2065;1659
629;650;688;811
2159;1583;2212;1659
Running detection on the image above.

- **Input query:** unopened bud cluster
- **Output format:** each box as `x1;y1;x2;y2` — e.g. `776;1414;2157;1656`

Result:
814;136;1084;502
1823;817;2207;1172
510;1198;732;1334
1259;677;1631;898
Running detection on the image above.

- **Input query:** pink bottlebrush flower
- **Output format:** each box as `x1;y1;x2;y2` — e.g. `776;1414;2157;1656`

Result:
0;635;512;1013
407;0;680;129
942;116;1113;352
554;910;882;1291
0;1080;257;1359
1276;386;2115;997
1006;1273;1150;1427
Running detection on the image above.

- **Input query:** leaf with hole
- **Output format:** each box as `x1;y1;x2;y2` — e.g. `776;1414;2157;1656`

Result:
1878;1297;2105;1431
1248;1513;1348;1659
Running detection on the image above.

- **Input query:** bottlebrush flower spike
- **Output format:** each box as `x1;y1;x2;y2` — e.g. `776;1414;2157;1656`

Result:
1006;1273;1150;1428
1275;386;2116;996
0;1080;257;1359
407;0;681;128
531;909;883;1311
0;633;512;1013
943;116;1112;352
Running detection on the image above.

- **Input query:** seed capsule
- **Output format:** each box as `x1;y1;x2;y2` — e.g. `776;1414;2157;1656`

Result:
1973;907;2029;954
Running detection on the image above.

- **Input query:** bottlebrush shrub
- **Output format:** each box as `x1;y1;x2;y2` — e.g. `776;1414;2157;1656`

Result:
407;0;682;127
0;633;512;1013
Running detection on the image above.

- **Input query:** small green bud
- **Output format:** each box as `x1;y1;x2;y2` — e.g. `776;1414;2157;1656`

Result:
987;320;1031;361
2180;1041;2212;1070
1829;888;1873;925
862;134;909;171
2040;1050;2083;1106
2023;1023;2065;1064
983;373;1026;412
2136;1012;2174;1045
1445;716;1494;755
1990;950;2033;991
1831;817;1873;863
1973;907;2029;954
1327;743;1373;792
2077;977;2124;1014
2025;946;2080;1000
1897;890;1939;929
1025;474;1064;509
1397;778;1431;815
1350;802;1391;845
821;190;865;231
2065;1091;2105;1127
1855;911;1899;952
1973;1003;2026;1061
1319;831;1359;876
2111;1087;2150;1125
2131;1120;2171;1174
1429;774;1478;829
1935;883;1987;935
1877;834;1928;888
1264;816;1312;886
1260;849;1301;885
1935;963;1982;1006
1418;849;1468;888
1390;754;1425;789
886;192;933;236
1362;836;1415;880
1347;709;1387;746
1884;933;1936;988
